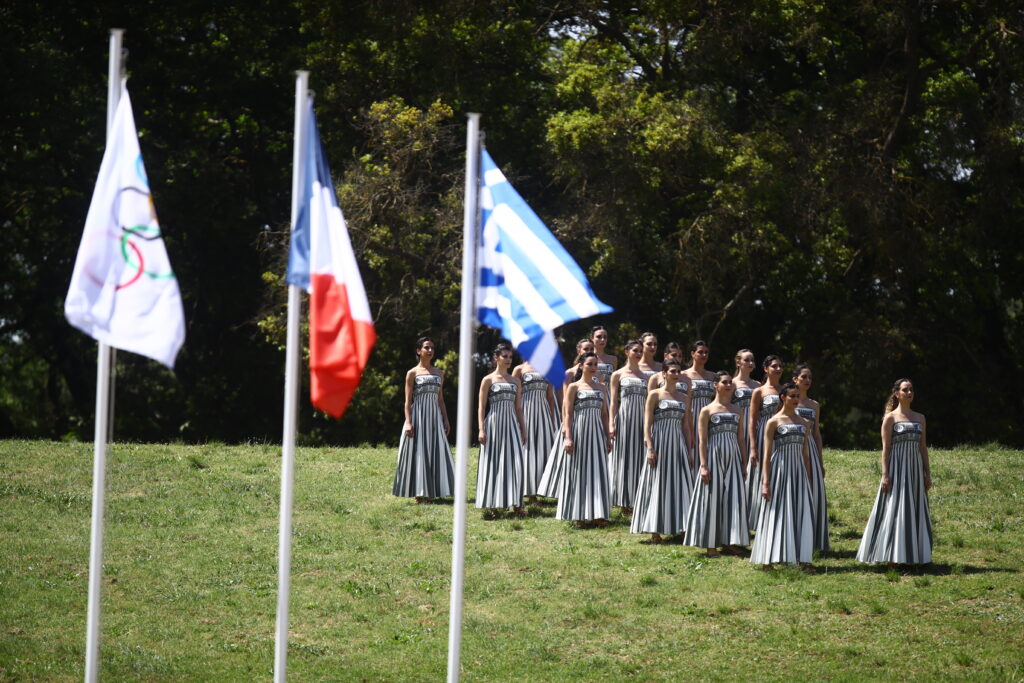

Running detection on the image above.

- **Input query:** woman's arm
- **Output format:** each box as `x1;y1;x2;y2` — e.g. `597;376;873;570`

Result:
919;415;931;492
403;370;416;437
761;418;777;500
879;414;894;493
643;391;658;467
698;408;711;484
801;422;812;480
563;384;578;453
437;372;450;435
514;376;527;444
813;402;824;475
608;371;621;438
544;381;558;423
748;388;763;465
477;376;492;444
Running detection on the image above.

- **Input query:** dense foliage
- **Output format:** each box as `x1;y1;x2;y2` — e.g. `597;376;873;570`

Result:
2;1;1022;447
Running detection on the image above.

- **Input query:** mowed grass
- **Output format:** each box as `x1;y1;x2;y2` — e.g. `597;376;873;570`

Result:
1;440;1022;681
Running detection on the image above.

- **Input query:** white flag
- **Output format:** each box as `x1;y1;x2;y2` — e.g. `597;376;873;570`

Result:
65;85;185;368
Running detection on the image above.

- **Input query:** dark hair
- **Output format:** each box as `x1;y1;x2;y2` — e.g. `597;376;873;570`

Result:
492;342;514;368
777;381;799;412
623;338;642;353
590;325;607;337
885;378;913;414
576;337;594;352
573;352;598;382
640;331;658;343
662;341;682;359
662;358;682;371
690;339;708;353
734;348;754;371
714;369;732;384
762;354;783;371
415;336;433;355
792;363;811;379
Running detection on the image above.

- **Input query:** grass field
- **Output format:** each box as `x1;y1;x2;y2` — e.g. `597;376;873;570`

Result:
1;440;1022;681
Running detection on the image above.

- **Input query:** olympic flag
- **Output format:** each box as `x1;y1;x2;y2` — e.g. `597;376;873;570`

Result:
64;83;185;368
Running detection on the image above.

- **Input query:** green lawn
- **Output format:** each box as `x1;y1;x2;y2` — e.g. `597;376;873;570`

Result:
1;440;1022;681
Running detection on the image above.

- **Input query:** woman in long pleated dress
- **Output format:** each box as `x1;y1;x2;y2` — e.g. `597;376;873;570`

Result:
608;339;649;514
637;332;662;379
747;355;784;530
513;359;559;505
557;338;596;409
476;342;527;518
857;378;933;567
591;325;618;387
393;337;455;503
684;371;749;556
731;349;762;444
793;364;829;552
750;382;814;569
557;353;612;526
632;359;693;543
683;340;717;480
538;348;592;499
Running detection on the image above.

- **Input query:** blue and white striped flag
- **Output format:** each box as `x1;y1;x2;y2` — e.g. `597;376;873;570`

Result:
477;149;611;385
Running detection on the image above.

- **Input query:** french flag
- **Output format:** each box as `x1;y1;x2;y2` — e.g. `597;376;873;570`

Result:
286;98;376;418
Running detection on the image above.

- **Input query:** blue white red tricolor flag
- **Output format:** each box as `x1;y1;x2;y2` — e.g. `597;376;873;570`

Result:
64;84;185;369
286;98;375;418
476;149;611;385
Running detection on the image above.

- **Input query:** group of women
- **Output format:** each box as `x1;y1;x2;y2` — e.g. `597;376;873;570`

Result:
392;331;933;569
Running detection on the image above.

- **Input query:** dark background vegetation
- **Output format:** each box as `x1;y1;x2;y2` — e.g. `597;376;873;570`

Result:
2;1;1022;448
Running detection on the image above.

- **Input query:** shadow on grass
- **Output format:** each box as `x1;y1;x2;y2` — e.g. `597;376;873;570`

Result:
814;562;1019;576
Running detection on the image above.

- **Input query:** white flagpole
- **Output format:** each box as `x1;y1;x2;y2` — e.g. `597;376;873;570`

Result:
446;112;481;683
274;69;309;683
83;28;123;683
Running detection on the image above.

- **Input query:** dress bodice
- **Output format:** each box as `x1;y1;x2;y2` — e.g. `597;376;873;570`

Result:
761;393;781;412
488;381;517;404
709;411;740;435
597;362;614;382
522;372;549;393
796;406;816;426
773;422;806;446
654;399;686;423
618;376;647;398
574;389;604;412
691;379;715;401
640;369;657;378
732;386;752;407
413;374;441;397
892;421;922;444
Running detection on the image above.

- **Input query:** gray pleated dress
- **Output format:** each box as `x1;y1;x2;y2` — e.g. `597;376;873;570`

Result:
684;411;749;548
608;377;647;507
856;421;932;564
732;386;754;443
631;399;693;535
556;389;611;521
475;382;524;509
521;372;558;496
393;374;455;498
747;393;780;529
688;380;715;478
749;423;813;565
597;361;614;387
797;405;830;551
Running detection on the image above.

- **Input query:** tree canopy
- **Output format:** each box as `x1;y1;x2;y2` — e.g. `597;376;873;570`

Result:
3;1;1022;447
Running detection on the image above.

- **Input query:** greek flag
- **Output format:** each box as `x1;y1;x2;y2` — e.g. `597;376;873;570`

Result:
477;149;611;385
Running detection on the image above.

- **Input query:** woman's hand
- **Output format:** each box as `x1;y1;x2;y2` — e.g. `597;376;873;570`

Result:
924;473;932;492
564;437;574;455
404;421;414;438
761;482;771;501
609;424;617;440
700;465;711;485
881;474;891;494
646;448;656;467
443;420;450;436
478;429;486;445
